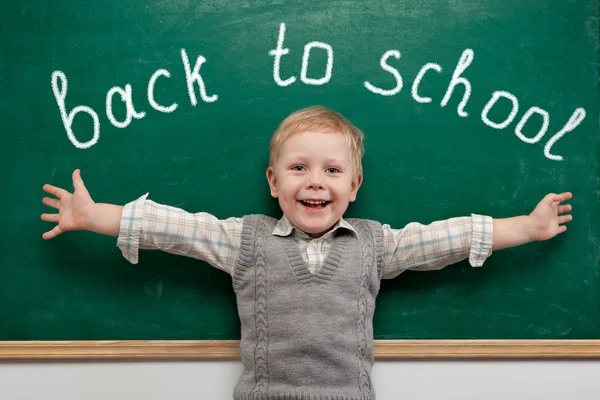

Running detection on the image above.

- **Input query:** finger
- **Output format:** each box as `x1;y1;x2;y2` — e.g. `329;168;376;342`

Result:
42;197;60;209
43;184;68;200
552;192;572;203
42;225;63;240
557;204;572;214
41;213;59;223
73;169;87;191
558;214;573;225
558;225;567;234
72;169;92;198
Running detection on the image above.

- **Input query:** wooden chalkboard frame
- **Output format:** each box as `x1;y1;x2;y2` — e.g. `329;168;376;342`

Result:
1;340;600;359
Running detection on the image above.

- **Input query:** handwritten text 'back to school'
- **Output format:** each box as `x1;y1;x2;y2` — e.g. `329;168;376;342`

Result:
51;23;586;161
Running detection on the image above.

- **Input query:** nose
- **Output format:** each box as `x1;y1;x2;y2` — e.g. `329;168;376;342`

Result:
306;170;324;190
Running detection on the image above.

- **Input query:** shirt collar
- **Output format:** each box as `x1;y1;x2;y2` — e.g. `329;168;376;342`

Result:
272;214;357;238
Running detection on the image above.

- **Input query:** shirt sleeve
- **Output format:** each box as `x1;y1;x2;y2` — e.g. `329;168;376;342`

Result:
116;193;243;275
381;214;493;279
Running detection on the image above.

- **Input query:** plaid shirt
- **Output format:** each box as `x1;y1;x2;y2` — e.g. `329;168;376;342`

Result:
117;194;494;279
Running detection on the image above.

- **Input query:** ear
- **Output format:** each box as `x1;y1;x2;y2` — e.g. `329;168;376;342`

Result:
266;166;279;198
349;173;363;202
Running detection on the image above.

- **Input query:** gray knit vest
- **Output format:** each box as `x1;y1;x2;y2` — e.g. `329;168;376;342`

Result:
231;214;384;400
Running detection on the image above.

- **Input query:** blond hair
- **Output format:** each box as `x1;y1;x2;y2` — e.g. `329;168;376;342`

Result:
269;106;365;175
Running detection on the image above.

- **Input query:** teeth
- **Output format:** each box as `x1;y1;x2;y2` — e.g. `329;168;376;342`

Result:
303;200;326;205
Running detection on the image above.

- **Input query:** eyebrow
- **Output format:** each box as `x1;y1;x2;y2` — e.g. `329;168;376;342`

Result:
323;158;348;166
281;153;349;166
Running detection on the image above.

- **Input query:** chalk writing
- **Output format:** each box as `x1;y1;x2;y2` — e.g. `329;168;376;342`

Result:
270;23;334;87
50;22;587;162
51;49;217;149
364;50;402;96
481;91;520;130
51;71;100;149
411;63;442;103
440;49;474;117
366;47;586;161
148;69;178;113
105;84;145;129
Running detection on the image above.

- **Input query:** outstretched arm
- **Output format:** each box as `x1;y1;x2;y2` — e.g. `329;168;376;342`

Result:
42;170;243;274
492;192;573;251
41;169;123;239
381;192;573;279
381;214;493;279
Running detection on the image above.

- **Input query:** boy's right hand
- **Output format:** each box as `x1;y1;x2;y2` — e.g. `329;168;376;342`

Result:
41;169;95;239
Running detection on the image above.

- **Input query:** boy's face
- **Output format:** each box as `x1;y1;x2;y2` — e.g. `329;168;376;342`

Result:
266;131;362;238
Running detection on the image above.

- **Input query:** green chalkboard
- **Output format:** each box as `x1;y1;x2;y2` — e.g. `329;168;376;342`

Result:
1;0;598;342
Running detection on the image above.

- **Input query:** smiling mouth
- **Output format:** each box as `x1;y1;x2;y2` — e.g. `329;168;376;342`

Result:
299;200;330;208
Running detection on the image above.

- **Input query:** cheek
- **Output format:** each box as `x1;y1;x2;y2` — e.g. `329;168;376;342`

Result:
332;182;354;198
281;179;302;195
279;184;298;200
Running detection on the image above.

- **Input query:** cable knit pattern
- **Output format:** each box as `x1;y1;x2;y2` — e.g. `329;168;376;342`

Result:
250;216;271;394
346;219;384;397
232;214;259;290
233;216;384;400
354;220;373;396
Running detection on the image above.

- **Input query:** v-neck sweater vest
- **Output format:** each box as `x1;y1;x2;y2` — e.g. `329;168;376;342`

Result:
232;214;384;400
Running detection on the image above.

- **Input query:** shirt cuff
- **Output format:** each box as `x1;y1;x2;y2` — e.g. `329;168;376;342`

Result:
116;193;149;264
468;214;494;267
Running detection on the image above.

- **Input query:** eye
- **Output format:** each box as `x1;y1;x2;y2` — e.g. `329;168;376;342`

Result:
291;165;305;171
326;167;340;173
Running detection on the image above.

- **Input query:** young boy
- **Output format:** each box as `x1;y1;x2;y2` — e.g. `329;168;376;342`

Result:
41;106;572;400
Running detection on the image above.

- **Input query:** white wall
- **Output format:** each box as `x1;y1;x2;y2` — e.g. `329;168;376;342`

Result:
1;360;599;399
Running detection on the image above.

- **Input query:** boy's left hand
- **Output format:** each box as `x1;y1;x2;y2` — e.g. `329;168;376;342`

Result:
529;192;573;241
